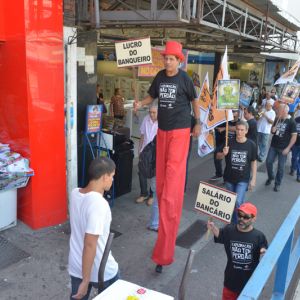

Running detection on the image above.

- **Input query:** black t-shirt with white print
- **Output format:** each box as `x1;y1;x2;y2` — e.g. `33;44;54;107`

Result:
271;118;297;149
223;138;257;184
215;224;268;293
148;69;197;131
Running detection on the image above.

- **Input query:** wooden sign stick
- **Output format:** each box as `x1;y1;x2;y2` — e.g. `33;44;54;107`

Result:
132;66;139;116
225;109;229;147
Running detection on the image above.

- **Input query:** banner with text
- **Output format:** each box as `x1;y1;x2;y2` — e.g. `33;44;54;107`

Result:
195;181;237;223
115;37;152;68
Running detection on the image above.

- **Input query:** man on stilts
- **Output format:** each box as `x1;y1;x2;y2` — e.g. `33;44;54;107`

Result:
134;41;201;272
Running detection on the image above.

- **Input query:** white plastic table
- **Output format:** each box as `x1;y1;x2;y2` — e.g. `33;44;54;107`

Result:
93;279;174;300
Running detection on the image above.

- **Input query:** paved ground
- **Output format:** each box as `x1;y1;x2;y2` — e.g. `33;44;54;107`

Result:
0;140;300;300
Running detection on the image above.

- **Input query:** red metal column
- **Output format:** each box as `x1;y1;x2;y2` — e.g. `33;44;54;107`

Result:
0;0;67;229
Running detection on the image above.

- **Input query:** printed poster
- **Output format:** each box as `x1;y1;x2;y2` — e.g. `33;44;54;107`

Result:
86;105;102;133
217;79;240;110
281;83;300;104
240;83;253;108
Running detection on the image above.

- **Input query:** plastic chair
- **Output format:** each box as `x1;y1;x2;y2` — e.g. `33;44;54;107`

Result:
98;232;115;290
178;249;196;300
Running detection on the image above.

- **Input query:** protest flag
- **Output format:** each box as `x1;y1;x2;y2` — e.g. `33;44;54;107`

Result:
206;46;232;130
199;72;211;123
198;131;214;158
274;58;300;85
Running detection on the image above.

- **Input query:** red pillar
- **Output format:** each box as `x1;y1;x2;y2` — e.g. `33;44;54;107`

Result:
0;0;67;229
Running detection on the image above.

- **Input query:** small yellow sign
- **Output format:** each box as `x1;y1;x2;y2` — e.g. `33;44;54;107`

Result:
195;181;237;223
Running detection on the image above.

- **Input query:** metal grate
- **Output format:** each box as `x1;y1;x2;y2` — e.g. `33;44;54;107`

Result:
0;236;30;270
176;220;207;249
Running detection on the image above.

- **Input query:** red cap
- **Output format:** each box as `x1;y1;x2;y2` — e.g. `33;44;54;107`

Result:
161;41;185;62
237;203;257;217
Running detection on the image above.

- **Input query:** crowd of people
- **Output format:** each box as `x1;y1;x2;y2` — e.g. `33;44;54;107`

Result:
67;40;300;300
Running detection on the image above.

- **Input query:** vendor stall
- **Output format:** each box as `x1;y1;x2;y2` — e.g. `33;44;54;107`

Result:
0;143;34;231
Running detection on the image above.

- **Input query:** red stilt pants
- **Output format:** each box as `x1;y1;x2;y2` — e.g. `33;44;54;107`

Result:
152;128;190;265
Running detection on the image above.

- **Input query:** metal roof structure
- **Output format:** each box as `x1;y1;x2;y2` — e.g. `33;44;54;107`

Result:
76;0;300;58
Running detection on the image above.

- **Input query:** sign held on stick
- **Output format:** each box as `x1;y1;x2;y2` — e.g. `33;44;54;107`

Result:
115;37;152;68
195;181;237;223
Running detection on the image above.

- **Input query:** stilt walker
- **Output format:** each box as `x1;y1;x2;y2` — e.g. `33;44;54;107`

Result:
134;41;201;272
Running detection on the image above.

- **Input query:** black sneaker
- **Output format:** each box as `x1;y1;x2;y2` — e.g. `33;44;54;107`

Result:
274;185;280;192
297;177;300;183
155;264;163;273
265;179;273;186
210;175;223;181
289;170;295;176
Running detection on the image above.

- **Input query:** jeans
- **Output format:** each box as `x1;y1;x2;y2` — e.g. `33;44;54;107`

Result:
266;146;287;186
257;132;270;161
148;177;159;230
291;145;300;178
138;171;153;197
225;181;249;224
70;272;119;300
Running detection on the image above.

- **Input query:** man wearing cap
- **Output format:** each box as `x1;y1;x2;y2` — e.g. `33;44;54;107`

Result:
257;99;276;162
134;40;201;273
207;203;268;300
265;103;297;191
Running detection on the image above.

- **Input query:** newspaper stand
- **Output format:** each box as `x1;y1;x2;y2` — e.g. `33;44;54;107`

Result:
81;105;115;207
0;145;33;231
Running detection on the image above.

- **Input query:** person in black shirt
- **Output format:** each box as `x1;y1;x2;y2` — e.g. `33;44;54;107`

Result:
244;106;257;146
208;202;267;300
210;110;239;181
134;41;201;273
96;84;107;114
217;120;257;224
289;110;300;182
265;103;297;191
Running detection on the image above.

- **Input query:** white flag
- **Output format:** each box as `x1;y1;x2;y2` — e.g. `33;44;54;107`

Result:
274;59;300;85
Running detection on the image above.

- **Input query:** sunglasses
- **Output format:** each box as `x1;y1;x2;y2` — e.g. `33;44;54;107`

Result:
237;212;253;220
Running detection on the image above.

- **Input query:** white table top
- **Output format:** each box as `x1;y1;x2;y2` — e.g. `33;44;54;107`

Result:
93;279;174;300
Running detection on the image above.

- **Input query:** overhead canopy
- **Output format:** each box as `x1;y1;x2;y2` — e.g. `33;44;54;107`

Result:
76;0;300;60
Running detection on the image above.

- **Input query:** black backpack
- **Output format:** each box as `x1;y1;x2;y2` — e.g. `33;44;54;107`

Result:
138;136;156;179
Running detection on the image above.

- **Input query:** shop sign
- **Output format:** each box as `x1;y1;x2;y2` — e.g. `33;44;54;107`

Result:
115;37;152;68
217;79;240;110
86;105;102;133
281;83;300;104
195;181;237;223
138;48;164;77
